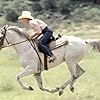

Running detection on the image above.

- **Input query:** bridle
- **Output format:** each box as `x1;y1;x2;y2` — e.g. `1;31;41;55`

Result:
0;25;43;72
0;26;9;48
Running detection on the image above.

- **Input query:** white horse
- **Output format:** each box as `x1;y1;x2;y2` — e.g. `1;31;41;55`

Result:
0;25;100;96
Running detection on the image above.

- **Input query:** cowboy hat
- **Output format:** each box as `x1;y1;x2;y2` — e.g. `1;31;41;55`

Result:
18;11;34;20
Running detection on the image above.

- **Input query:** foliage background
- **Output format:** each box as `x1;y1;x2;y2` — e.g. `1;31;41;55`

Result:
0;0;100;32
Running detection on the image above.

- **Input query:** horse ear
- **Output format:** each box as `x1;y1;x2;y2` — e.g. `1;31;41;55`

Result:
2;25;9;30
0;27;5;33
0;25;9;35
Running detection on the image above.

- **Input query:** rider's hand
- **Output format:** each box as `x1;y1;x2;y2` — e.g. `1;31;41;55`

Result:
28;36;36;41
27;36;32;40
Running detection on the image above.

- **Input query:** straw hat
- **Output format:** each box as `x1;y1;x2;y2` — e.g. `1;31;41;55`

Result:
18;11;34;20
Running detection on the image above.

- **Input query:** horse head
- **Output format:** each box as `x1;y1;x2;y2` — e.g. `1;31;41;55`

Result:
0;25;9;48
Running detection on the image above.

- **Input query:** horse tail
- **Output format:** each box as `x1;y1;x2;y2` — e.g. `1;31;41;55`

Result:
85;39;100;53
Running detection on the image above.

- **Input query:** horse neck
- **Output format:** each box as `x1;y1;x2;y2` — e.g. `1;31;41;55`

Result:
8;30;22;41
6;29;29;54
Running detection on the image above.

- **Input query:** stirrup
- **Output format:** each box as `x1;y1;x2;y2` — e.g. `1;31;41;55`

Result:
48;55;56;63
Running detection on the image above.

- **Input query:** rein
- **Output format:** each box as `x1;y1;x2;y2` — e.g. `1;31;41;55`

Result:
23;36;43;72
1;39;27;48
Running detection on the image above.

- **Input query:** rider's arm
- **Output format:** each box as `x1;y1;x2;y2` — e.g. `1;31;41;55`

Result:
31;32;41;40
29;21;42;40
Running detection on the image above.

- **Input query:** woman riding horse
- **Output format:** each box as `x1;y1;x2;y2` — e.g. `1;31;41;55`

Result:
18;11;56;62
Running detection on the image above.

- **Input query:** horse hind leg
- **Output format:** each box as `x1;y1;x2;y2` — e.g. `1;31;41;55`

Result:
69;64;85;92
55;62;78;95
49;62;79;96
57;62;82;94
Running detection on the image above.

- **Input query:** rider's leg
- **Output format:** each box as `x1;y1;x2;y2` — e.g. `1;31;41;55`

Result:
38;29;56;62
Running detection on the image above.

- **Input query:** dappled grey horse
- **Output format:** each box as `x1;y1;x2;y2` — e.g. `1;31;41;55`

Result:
0;25;100;96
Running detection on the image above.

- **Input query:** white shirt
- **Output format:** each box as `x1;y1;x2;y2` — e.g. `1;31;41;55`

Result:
29;19;48;33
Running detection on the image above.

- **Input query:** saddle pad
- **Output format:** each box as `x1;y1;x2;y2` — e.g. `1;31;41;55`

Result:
49;35;68;50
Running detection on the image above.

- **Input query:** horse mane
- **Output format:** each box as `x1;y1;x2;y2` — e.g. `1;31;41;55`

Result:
8;26;28;38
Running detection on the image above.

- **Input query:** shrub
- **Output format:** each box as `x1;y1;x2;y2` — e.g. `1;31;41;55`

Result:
41;0;57;12
59;0;71;15
29;0;41;2
5;10;19;22
31;2;43;12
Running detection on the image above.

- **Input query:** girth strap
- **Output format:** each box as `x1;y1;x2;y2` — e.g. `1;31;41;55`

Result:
44;54;48;70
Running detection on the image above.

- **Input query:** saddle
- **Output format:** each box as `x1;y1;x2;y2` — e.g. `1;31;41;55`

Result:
35;34;68;70
49;34;68;50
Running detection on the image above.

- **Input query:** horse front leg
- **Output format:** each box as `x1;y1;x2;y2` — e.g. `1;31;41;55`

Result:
34;73;59;93
16;67;34;90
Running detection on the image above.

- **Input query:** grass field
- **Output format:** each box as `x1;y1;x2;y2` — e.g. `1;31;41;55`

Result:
0;39;100;100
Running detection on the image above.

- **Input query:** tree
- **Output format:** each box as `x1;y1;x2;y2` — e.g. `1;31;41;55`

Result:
29;0;41;1
5;10;19;22
31;2;43;12
41;0;57;12
58;0;71;15
94;0;100;4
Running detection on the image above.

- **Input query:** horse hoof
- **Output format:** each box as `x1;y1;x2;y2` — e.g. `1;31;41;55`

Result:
70;87;74;93
59;90;63;96
29;86;34;90
58;88;63;96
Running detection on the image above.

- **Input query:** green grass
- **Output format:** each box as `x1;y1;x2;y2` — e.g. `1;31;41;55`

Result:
0;46;100;100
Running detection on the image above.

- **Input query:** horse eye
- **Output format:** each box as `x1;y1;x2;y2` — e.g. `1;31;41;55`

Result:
1;32;4;35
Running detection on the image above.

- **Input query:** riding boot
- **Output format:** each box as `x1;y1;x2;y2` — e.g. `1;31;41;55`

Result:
48;55;56;63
